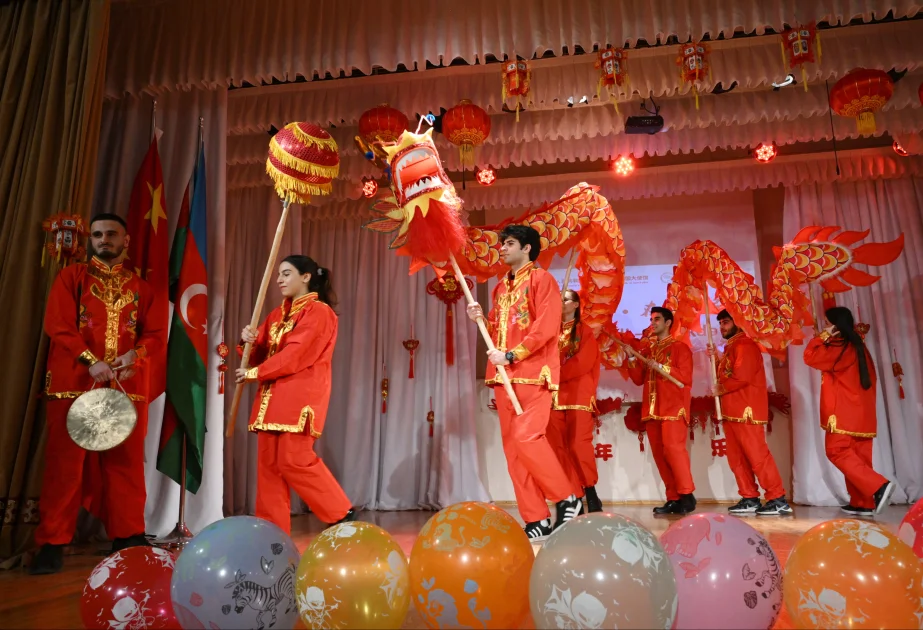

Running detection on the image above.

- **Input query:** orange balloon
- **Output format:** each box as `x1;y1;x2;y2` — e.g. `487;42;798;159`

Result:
409;502;534;628
783;519;923;628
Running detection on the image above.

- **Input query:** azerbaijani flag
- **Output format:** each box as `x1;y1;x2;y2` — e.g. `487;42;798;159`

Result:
158;142;208;492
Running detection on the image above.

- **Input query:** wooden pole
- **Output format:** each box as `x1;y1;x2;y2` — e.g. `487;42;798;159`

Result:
702;286;723;421
226;199;292;437
561;247;579;295
809;282;821;333
616;340;685;388
448;253;524;415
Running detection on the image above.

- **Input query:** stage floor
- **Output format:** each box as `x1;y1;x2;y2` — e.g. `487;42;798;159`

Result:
1;503;907;629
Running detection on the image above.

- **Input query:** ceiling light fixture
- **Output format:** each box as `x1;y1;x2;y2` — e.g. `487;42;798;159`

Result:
613;155;635;176
754;142;778;163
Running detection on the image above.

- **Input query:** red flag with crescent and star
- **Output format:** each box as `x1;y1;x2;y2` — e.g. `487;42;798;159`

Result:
126;137;170;399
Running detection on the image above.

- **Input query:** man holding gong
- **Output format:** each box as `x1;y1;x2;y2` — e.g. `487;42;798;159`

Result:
29;214;167;575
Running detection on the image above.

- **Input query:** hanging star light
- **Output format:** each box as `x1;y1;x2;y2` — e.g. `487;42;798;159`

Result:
613;155;634;176
361;176;379;197
754;143;778;163
476;166;497;186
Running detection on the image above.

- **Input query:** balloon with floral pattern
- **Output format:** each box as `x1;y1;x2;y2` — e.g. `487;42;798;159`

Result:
898;497;923;560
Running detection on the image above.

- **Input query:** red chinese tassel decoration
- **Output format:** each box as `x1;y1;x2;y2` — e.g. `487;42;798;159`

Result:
595;47;629;112
403;328;419;379
381;361;389;413
893;348;905;399
216;342;230;394
501;58;532;122
426;275;473;366
41;213;87;267
427;396;434;437
677;41;710;110
780;22;821;92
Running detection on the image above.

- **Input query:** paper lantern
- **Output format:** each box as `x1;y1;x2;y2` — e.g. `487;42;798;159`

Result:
442;99;491;166
476;167;497;186
266;122;339;203
358;105;409;145
829;68;894;134
42;213;87;266
780;22;821;91
677;41;710;109
754;142;777;163
361;176;379;198
595;47;629;110
502;60;531;121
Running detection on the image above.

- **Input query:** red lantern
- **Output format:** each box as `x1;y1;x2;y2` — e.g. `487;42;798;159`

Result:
359;104;409;145
780;22;821;91
677;41;710;109
476;166;497;186
361;176;379;198
442;99;491;166
216;342;229;394
426;274;474;366
829;68;894;134
502;59;531;122
595;47;629;110
42;213;87;267
754;142;777;163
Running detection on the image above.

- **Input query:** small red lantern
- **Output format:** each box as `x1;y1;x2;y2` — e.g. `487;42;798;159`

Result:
42;213;87;267
216;342;230;393
502;59;531;122
829;68;894;134
754;142;777;163
359;104;409;145
781;22;821;91
361;176;379;198
613;155;634;176
476;167;497;186
595;47;629;111
893;140;909;157
677;41;710;109
442;99;491;166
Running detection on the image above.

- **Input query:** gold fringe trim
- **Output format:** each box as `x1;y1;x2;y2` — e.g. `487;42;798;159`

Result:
269;137;340;178
287;123;339;153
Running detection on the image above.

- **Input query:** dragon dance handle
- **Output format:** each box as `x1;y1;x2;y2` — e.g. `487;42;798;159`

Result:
703;290;723;421
448;253;524;415
617;340;685;389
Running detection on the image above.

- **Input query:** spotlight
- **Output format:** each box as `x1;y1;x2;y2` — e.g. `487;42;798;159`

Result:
476;166;497;186
754;143;777;163
361;176;378;198
613;155;634;176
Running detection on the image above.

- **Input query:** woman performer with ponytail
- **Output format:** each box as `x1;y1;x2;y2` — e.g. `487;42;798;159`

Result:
803;306;894;516
236;255;354;532
548;290;603;513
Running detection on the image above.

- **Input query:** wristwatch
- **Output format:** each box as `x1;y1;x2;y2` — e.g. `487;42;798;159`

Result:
505;351;515;364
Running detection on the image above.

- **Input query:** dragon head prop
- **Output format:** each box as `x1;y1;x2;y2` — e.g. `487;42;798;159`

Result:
359;125;467;271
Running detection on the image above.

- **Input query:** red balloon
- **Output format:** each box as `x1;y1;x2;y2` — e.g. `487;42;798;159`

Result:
81;546;179;629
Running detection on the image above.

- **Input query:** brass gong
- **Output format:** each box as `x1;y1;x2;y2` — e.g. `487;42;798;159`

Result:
66;387;137;451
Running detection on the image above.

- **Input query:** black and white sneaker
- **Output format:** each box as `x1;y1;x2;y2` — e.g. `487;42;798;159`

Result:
728;498;761;514
524;519;552;541
841;504;873;517
553;497;583;531
756;498;793;516
873;481;894;514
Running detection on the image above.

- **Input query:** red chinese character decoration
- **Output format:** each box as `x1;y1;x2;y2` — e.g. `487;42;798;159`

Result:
829;68;894;134
402;329;420;379
442;99;491;167
711;438;727;458
677;41;710;110
594;443;613;462
595;47;629;111
359;104;409;144
426;274;474;366
41;213;87;267
216;342;230;394
780;22;821;91
501;59;532;122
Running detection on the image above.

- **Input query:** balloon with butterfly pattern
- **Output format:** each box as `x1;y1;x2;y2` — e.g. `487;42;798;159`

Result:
170;516;300;629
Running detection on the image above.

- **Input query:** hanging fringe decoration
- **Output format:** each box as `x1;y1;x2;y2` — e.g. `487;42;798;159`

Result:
216;342;230;394
403;328;419;379
893;348;905;399
381;360;389;414
426;274;473;366
427;396;435;437
780;22;821;92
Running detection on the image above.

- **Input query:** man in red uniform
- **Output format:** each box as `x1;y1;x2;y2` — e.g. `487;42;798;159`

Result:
30;214;167;575
710;310;791;516
627;307;696;514
467;225;582;540
803;306;894;516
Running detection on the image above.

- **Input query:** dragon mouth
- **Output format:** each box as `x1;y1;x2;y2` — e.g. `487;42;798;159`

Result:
394;146;447;205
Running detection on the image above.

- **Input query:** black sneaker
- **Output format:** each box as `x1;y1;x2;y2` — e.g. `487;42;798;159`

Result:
327;509;356;528
728;498;762;514
678;494;697;514
841;504;873;516
653;500;680;515
112;534;151;553
584;486;604;513
524;519;552;541
756;497;793;516
553;497;583;530
28;544;64;575
873;481;894;514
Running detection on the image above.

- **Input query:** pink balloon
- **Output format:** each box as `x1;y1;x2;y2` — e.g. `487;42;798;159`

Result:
661;513;782;630
898;497;923;559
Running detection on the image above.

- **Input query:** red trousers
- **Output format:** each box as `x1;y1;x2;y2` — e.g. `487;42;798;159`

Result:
645;420;695;501
256;430;351;534
548;409;598;489
36;399;147;545
825;431;888;509
723;422;785;501
496;384;580;523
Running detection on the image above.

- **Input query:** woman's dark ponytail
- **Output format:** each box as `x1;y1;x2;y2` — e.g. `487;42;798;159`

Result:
565;289;581;346
825;306;872;390
281;254;338;308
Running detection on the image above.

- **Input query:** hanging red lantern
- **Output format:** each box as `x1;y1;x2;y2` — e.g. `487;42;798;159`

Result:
829;68;894;134
442;99;491;167
501;59;532;122
361;176;379;198
41;213;87;267
754;142;777;163
677;41;710;109
476;166;497;186
359;104;409;145
780;22;821;92
426;274;474;366
216;342;230;394
595;47;629;111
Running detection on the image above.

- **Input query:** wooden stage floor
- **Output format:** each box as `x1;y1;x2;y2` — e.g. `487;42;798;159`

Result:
1;503;908;629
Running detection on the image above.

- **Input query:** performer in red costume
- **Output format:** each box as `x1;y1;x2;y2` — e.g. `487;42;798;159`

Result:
467;225;582;540
710;310;791;516
548;289;603;513
236;255;354;534
803;306;894;515
627;307;696;514
30;214;167;575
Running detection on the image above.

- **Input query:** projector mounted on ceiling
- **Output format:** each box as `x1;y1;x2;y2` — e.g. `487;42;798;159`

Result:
624;97;665;135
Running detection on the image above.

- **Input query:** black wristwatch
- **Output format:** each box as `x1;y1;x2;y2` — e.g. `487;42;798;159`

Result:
505;351;515;363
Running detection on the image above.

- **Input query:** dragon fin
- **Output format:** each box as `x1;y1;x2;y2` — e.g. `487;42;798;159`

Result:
811;226;841;242
839;267;881;287
852;233;905;266
831;229;870;246
791;225;821;244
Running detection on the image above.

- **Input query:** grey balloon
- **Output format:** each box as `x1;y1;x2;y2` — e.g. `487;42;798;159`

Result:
529;513;678;629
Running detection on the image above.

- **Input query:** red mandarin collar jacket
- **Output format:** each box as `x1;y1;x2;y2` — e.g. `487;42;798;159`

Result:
717;332;769;424
241;293;337;435
44;257;167;401
628;336;693;423
803;332;878;437
554;319;600;411
485;262;562;390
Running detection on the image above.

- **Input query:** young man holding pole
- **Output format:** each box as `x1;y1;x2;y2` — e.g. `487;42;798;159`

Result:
467;225;582;539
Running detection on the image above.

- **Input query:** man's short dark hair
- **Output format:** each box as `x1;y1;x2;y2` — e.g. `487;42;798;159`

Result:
650;306;674;324
717;309;732;322
499;224;542;262
90;213;128;231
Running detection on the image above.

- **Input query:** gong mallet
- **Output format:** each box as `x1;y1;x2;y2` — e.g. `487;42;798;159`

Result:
616;339;685;388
